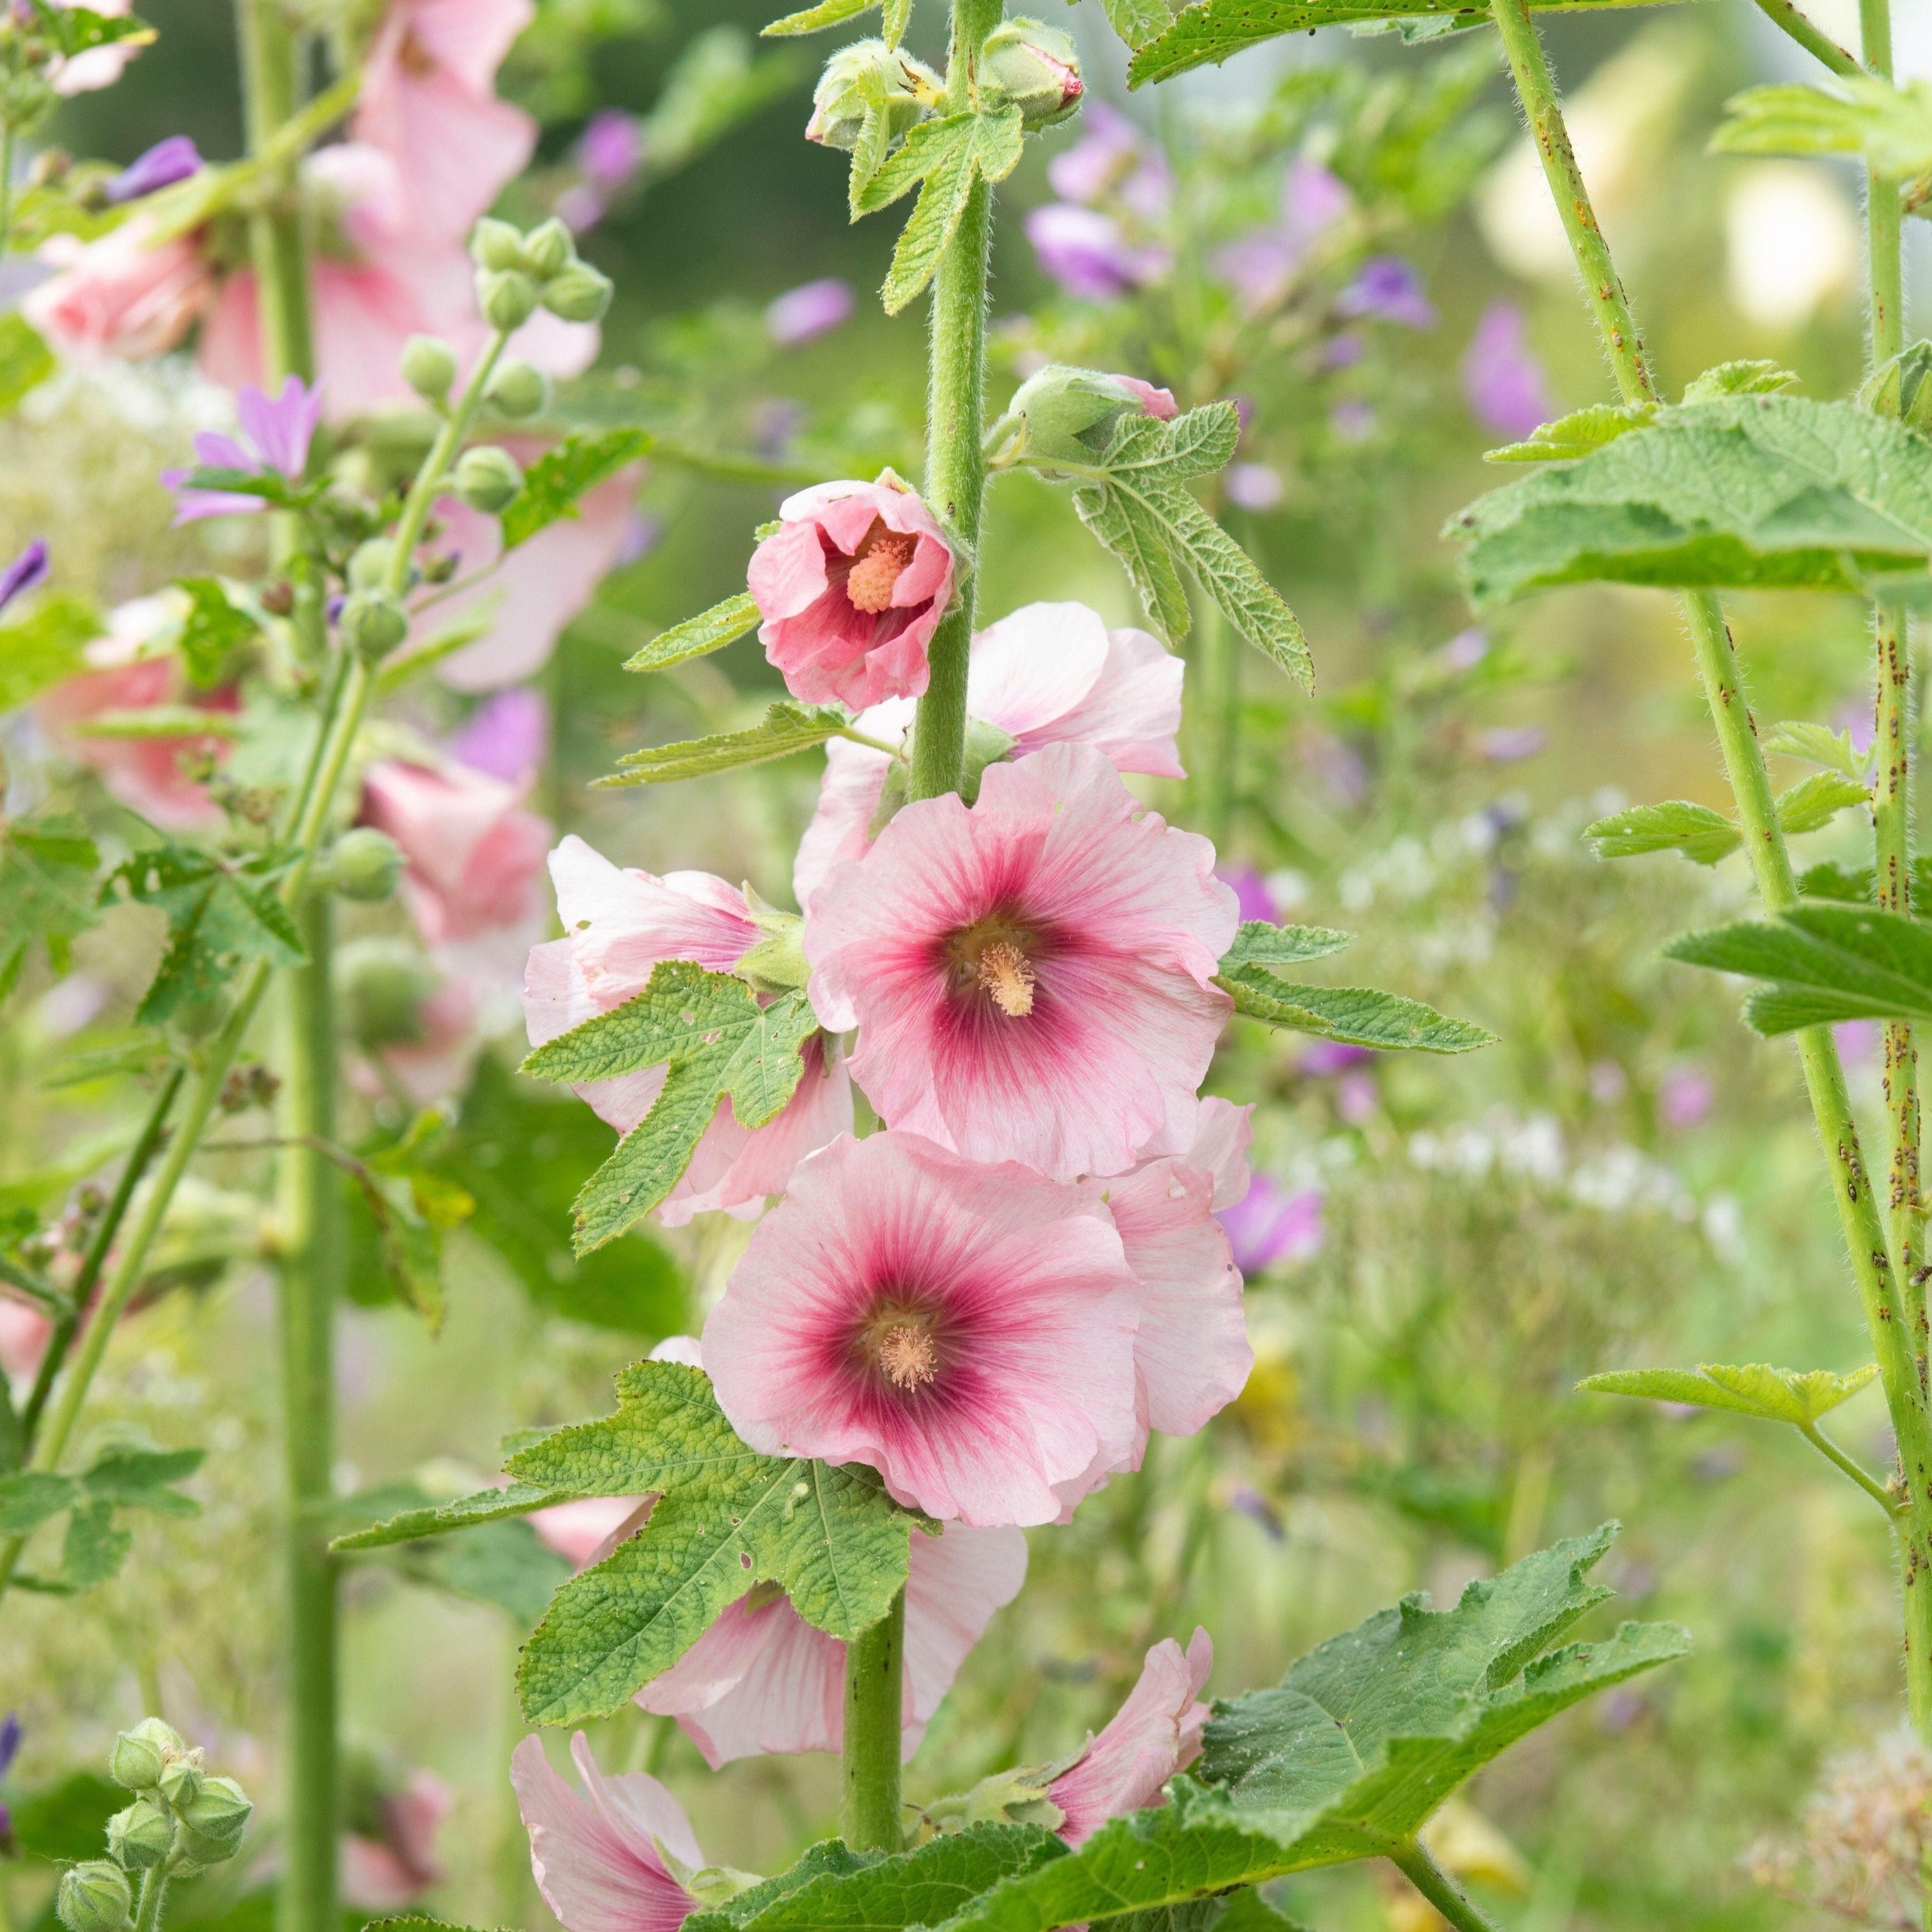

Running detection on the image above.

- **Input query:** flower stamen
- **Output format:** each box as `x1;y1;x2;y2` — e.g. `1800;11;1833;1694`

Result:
858;1303;943;1393
976;940;1035;1017
845;523;919;614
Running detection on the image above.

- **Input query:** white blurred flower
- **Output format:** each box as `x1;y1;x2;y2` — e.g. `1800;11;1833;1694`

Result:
1724;162;1858;329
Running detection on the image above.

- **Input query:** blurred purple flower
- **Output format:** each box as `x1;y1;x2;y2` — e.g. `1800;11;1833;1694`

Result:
1589;1058;1628;1104
448;688;548;785
1835;1019;1881;1065
1835;699;1876;759
1336;1071;1378;1124
1329;399;1375;442
1462;302;1554;441
1475;725;1546;762
615;511;661;568
165;375;322;522
1438;627;1488;673
0;1710;19;1851
1217;864;1279;926
1026;205;1168;299
0;537;47;614
1224;462;1284;511
1322;330;1366;369
578;110;643;192
105;134;201;205
1659;1067;1713;1131
1048;103;1154;205
1302;726;1368;807
1302;1039;1371;1076
1218;1175;1324;1275
1228;1486;1285;1540
1337;256;1435;329
766;277;854;347
755;398;805;458
556;183;607;234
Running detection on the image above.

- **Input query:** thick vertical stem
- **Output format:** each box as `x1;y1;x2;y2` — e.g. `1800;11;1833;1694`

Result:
841;1590;905;1851
233;0;313;383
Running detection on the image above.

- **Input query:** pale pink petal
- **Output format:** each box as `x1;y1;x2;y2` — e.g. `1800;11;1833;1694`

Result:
1048;1630;1213;1846
530;1497;653;1572
0;1302;52;1384
406;0;534;93
24;219;212;362
649;1334;706;1368
341;1838;426;1911
569;1733;704;1872
964;602;1112;746
1181;1099;1253;1213
703;1131;1143;1526
36;657;231;831
1032;623;1186;780
792;736;897;916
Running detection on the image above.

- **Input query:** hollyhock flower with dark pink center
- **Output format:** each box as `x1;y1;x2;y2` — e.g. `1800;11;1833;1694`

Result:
746;477;954;710
164;375;322;522
793;600;1184;909
805;743;1237;1180
1462;302;1554;442
702;1130;1144;1527
1048;1631;1212;1846
511;1734;701;1932
523;836;853;1226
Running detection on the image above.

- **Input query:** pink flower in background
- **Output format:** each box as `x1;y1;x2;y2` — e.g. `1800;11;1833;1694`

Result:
1026;205;1170;300
367;971;488;1108
342;1770;451;1912
1216;865;1278;928
361;760;553;947
703;1131;1143;1527
1046;102;1169;215
766;279;855;347
807;745;1235;1180
1462;303;1554;442
793;601;1184;909
1048;1631;1212;1846
1213;159;1349;310
164;375;322;522
0;1303;52;1387
1301;1039;1370;1076
1223;463;1283;511
447;688;548;785
511;1735;700;1932
530;1496;651;1572
1475;725;1546;763
48;0;146;94
578;110;644;192
523;837;853;1225
1659;1067;1713;1131
1835;1019;1882;1066
634;1518;1027;1765
748;478;954;711
24;218;213;361
1216;1175;1324;1276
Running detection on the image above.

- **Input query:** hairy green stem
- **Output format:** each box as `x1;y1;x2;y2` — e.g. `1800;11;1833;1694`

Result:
1751;0;1862;76
132;1858;174;1932
1800;1419;1902;1519
1389;1843;1504;1932
1487;0;1932;1729
234;0;313;382
842;1590;906;1851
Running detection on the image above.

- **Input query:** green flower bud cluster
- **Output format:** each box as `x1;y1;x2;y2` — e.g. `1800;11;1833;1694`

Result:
452;444;523;513
469;216;613;331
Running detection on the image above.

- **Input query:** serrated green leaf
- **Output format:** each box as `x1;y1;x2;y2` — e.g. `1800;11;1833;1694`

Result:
525;960;777;1085
59;1499;130;1591
332;1481;566;1552
1220;922;1353;971
500;430;650;550
81;1446;203;1512
876;112;1024;314
1682;360;1799;403
1451;397;1932;607
762;0;876;30
511;1361;921;1724
1483;403;1655;464
0;592;104;711
1776;769;1869;836
27;0;153;59
0;314;55;409
1584;801;1740;866
1092;0;1176;48
1579;1361;1878;1426
0;813;100;975
173;577;261;688
1219;966;1494;1053
938;1530;1684;1928
0;1469;77;1533
687;1845;886;1932
626;592;762;674
397;1516;573;1626
1713;79;1932;180
597;704;850;787
1765;720;1867;778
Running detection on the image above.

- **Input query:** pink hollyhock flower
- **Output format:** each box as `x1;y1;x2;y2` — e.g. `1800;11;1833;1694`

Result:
793;600;1184;910
531;1496;651;1572
702;1129;1143;1527
635;1517;1027;1766
523;836;852;1226
24;217;213;361
806;743;1237;1181
746;477;954;711
363;971;488;1108
361;759;553;948
164;375;322;522
342;1770;452;1912
0;1302;51;1387
1048;1630;1212;1846
511;1734;701;1932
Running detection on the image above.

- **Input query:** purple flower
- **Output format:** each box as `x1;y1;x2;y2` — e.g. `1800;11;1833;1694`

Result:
616;511;661;568
1216;864;1279;926
766;277;854;347
1322;331;1366;369
1224;462;1283;512
0;1710;20;1851
1437;627;1488;673
1462;302;1554;441
1301;1040;1370;1076
164;376;323;523
556;183;607;234
577;110;643;192
1228;1486;1285;1540
1329;398;1375;442
1046;103;1170;215
0;538;48;614
447;688;548;785
1835;1019;1881;1065
1217;1175;1324;1276
105;135;201;205
1659;1067;1713;1131
1213;163;1350;312
1025;204;1168;300
1336;1072;1377;1124
1337;255;1435;329
1474;725;1546;762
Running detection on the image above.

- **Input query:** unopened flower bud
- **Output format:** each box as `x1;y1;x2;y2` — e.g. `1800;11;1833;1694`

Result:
400;334;458;403
978;18;1083;128
540;262;613;324
477;268;539;332
806;40;935;153
109;1719;184;1793
452;444;523;514
170;991;231;1042
336;939;436;1049
1860;340;1932;433
989;364;1177;471
486;359;548;419
340;589;408;662
522;216;574;280
173;1777;250;1868
346;538;396;591
156;1756;203;1812
57;1862;131;1932
469;217;526;273
105;1800;174;1871
317;828;402;903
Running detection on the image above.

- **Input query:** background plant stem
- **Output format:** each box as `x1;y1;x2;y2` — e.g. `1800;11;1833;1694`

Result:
1487;0;1932;1731
1389;1843;1503;1932
841;1589;905;1850
234;0;313;383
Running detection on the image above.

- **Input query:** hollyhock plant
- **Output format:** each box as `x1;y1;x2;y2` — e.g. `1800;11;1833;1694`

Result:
164;375;322;522
1048;1631;1213;1846
24;218;214;362
48;0;148;94
746;477;954;710
530;1496;652;1572
633;1512;1028;1765
523;836;853;1225
805;743;1237;1180
511;1733;702;1932
702;1129;1145;1527
793;599;1184;908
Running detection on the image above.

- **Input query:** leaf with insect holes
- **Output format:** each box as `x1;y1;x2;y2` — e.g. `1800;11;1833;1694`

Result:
597;704;851;787
1483;403;1655;464
106;844;305;1025
1450;397;1932;607
0;814;100;987
936;1529;1685;1930
500;429;650;550
509;1361;925;1725
624;592;762;674
1713;79;1932;179
1586;802;1739;866
1579;1361;1878;1426
1086;0;1176;50
172;577;261;688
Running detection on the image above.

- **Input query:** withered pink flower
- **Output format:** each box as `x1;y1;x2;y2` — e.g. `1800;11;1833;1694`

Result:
746;477;954;710
702;1130;1143;1527
1049;1630;1213;1845
806;743;1237;1181
511;1734;700;1932
793;600;1184;910
523;836;852;1226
